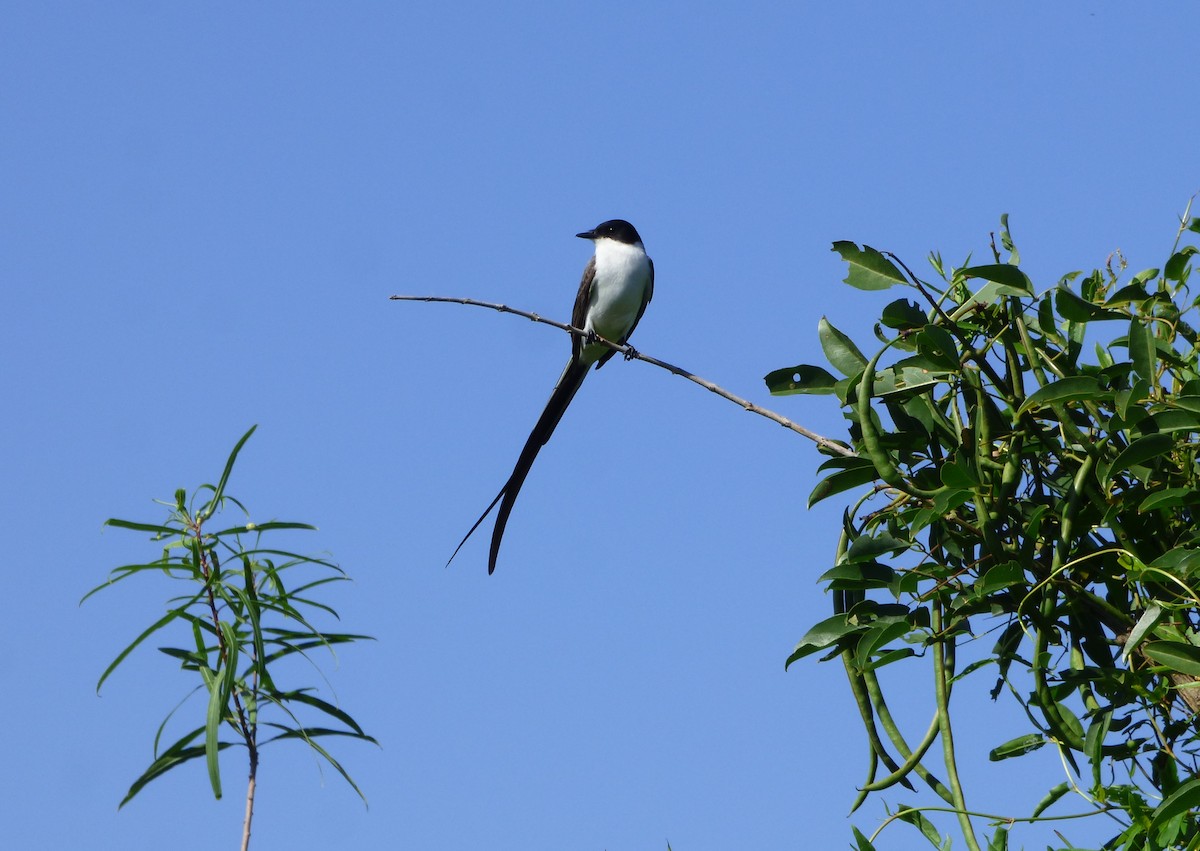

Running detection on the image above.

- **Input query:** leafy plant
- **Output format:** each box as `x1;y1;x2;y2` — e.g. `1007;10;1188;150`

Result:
774;207;1200;850
85;426;375;850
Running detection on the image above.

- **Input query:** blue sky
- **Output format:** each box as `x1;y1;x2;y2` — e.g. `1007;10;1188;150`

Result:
4;3;1197;849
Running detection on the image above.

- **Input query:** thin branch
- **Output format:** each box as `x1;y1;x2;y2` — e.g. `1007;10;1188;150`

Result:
390;294;855;458
241;749;257;851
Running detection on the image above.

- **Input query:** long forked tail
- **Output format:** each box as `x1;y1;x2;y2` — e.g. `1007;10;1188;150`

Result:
447;358;590;573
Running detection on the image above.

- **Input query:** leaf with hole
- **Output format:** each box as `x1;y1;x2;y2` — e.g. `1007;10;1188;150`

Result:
831;241;907;290
763;364;838;395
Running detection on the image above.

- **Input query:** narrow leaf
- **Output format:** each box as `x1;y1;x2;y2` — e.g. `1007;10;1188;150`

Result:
203;425;258;519
1149;776;1200;834
1123;604;1163;660
119;728;234;808
269;690;367;736
96;608;185;694
103;518;180;536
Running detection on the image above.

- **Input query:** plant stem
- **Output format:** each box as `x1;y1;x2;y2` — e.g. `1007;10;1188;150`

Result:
932;599;982;851
241;744;258;851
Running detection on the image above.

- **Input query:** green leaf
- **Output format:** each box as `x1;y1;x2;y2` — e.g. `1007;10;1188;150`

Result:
987;825;1009;851
1149;776;1200;835
988;733;1045;761
786;615;860;668
854;619;911;669
1056;286;1125;321
1139;488;1198;513
851;826;877;851
103;518;180;537
896;807;946;848
831;241;907;290
939;460;979;490
211;521;317;536
998;213;1019;264
1017;375;1104;414
260;725;371;803
1168;395;1200;414
915;325;960;371
268;690;369;736
1142;641;1200;677
1164;245;1198;281
1104;433;1173;485
1104;283;1151;305
119;727;234;808
204;623;241;800
844;532;912;563
1123;604;1164;661
880;298;926;330
960;263;1034;295
1128;318;1156;383
975;560;1025;595
1137;409;1200;434
201;424;258;519
808;462;878;508
1085;707;1113;781
763;364;838;395
96;607;188;694
818;317;868;377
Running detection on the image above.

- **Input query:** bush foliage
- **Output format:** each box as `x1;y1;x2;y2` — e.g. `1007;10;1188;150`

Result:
775;210;1200;850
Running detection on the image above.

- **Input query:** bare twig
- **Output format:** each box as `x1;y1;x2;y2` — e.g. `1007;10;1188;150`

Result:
390;294;855;457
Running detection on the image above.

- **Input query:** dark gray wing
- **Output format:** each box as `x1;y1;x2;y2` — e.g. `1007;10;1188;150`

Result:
570;255;596;363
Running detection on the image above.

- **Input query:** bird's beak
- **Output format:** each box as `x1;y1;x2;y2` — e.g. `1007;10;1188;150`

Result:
575;229;596;240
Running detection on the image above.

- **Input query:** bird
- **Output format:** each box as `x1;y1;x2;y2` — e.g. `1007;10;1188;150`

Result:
448;219;654;573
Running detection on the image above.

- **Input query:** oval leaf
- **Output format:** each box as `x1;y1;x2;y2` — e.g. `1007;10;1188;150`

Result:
831;241;907;290
1105;433;1173;485
819;317;868;377
1141;640;1200;677
961;263;1034;295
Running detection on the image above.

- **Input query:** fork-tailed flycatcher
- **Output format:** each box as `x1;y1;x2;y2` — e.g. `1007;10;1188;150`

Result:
448;219;654;573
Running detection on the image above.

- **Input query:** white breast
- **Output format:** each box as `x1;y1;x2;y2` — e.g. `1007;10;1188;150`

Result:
584;238;652;355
